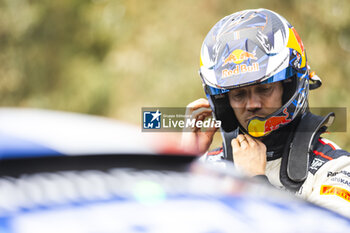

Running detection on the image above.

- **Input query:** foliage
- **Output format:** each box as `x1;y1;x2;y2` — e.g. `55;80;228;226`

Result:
1;0;350;149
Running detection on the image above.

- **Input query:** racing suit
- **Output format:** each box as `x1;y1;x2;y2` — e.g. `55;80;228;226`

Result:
202;136;350;218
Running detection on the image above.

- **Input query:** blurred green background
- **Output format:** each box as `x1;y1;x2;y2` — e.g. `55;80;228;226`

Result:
1;0;350;150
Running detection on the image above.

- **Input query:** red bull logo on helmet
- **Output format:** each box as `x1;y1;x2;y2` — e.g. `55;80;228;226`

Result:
248;108;291;137
222;63;259;78
222;49;259;78
223;49;257;65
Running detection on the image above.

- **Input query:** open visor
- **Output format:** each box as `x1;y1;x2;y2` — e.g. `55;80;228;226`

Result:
203;66;296;96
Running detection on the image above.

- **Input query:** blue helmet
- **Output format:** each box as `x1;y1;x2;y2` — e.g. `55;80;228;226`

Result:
199;9;320;137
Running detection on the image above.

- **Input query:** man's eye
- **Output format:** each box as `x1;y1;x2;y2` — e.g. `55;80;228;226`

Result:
232;92;245;99
258;86;272;93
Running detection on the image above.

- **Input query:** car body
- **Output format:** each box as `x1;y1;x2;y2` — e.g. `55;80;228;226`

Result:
0;108;349;233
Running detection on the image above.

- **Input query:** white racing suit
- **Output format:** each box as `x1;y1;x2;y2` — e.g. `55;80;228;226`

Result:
202;137;350;218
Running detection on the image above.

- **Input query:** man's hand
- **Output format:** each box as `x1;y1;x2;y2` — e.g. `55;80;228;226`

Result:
231;134;267;176
181;98;219;154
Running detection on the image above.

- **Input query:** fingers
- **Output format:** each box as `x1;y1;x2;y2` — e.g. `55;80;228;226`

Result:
186;98;210;109
186;98;212;122
236;134;246;143
244;134;258;147
181;98;218;154
231;137;240;150
232;134;259;151
192;107;212;121
185;98;214;132
189;110;212;133
231;134;247;152
230;134;267;176
236;134;248;148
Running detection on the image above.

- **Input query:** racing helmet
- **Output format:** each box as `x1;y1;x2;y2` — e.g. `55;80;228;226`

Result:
200;8;321;138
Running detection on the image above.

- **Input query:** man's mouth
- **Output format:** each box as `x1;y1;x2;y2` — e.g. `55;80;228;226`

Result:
246;115;266;121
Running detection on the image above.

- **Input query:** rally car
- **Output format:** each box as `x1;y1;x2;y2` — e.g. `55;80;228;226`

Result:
0;108;349;233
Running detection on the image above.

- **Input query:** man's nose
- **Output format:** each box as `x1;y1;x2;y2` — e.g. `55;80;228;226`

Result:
246;94;262;111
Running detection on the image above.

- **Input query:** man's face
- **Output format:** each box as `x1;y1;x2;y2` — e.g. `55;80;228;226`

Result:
228;82;283;130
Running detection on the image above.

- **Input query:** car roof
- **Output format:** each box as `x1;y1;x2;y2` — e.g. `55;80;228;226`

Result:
0;108;161;159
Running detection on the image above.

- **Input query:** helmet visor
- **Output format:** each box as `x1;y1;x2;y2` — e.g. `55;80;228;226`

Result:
204;66;296;96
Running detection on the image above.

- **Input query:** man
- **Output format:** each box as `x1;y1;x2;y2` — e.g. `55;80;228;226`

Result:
182;9;350;217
